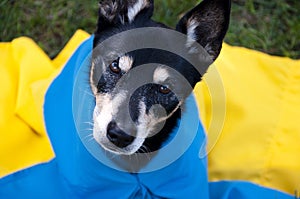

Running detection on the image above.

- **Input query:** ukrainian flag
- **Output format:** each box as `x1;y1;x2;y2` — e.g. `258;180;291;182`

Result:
0;30;299;198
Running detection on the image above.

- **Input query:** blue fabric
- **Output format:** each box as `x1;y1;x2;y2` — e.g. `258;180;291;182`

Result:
0;36;209;198
209;181;295;199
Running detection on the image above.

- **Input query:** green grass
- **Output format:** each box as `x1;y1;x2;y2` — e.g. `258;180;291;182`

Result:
1;0;299;59
226;0;300;59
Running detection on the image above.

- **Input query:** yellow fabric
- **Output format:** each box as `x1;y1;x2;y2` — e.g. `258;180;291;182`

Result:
0;30;90;177
195;43;300;195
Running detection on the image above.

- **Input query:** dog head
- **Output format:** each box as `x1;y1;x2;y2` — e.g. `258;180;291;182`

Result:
90;0;230;155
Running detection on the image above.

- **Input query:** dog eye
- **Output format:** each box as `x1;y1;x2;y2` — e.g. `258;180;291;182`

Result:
109;60;121;74
159;85;171;94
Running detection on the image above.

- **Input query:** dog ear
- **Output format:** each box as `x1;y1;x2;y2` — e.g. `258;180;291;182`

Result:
96;0;154;33
176;0;231;61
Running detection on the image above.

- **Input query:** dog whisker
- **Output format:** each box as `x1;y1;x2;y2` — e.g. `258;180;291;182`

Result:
139;145;151;161
83;90;95;98
83;121;94;125
83;133;94;142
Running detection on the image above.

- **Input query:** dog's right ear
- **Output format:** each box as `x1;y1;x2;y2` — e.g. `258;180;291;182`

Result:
96;0;154;33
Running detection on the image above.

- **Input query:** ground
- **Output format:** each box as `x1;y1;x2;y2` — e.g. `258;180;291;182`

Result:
1;0;299;59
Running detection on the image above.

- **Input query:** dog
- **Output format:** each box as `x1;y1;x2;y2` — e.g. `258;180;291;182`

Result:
90;0;230;156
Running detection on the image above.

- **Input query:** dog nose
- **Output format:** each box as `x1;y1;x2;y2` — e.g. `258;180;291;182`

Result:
107;121;135;148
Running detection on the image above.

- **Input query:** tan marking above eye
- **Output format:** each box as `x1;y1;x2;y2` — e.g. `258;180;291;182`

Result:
119;56;133;72
153;67;170;84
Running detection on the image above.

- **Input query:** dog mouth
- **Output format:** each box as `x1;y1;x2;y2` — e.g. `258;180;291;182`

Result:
94;134;145;155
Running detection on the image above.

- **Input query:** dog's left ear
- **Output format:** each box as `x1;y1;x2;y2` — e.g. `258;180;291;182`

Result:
176;0;231;61
96;0;154;33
